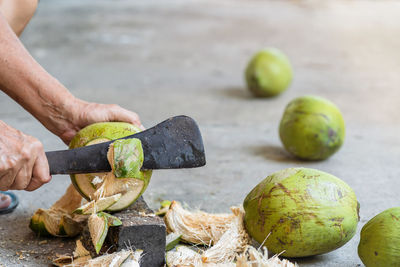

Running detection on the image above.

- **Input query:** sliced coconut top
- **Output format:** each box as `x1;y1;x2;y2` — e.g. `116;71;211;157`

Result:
108;138;144;178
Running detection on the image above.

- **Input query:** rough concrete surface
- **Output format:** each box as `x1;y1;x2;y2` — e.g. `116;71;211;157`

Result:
1;0;400;266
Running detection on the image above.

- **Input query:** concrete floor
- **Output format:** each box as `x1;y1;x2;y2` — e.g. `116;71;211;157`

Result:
1;0;400;265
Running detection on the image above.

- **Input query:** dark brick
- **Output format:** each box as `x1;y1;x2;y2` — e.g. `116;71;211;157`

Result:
81;197;166;267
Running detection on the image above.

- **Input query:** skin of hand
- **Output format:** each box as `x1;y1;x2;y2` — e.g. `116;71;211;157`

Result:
0;121;51;191
0;10;143;191
48;99;144;145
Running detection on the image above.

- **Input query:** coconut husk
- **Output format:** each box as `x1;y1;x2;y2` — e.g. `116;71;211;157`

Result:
30;184;86;237
235;246;299;267
53;239;141;267
164;201;236;245
164;202;298;267
201;207;250;263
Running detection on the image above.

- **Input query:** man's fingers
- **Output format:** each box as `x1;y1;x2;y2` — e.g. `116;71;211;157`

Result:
9;165;31;190
0;172;15;191
0;161;19;191
25;150;51;192
109;104;144;129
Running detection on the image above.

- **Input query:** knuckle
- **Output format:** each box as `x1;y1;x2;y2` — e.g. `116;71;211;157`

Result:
40;175;51;183
31;139;44;151
0;177;13;190
5;157;18;170
20;148;31;161
109;104;120;109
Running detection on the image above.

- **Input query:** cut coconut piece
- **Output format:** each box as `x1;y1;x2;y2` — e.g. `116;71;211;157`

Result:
53;254;74;267
96;174;146;211
74;240;91;258
166;232;181;251
74;194;122;215
54;249;140;267
30;184;84;237
82;249;140;267
88;212;122;254
88;213;109;254
69;123;152;212
164;201;236;245
109;138;143;178
101;212;123;226
156;200;172;216
53;240;91;267
60;214;84;237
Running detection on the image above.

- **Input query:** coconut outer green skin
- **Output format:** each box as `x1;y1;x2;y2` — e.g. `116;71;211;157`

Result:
358;207;400;267
279;95;345;160
29;209;82;237
245;48;293;97
112;138;144;178
69;122;152;206
166;233;181;251
29;212;51;237
243;167;359;257
69;122;142;149
101;212;122;227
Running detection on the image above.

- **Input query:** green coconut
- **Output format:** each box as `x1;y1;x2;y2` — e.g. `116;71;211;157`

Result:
245;47;293;97
243;167;359;257
358;207;400;267
279;95;345;160
69;122;152;211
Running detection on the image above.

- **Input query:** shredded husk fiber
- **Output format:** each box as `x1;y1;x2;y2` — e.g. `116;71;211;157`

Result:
53;239;141;267
164;201;298;267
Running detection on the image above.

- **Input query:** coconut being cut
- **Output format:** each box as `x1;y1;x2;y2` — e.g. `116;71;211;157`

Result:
69;122;153;212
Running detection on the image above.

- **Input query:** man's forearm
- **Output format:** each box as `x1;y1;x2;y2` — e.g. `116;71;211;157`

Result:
0;12;79;136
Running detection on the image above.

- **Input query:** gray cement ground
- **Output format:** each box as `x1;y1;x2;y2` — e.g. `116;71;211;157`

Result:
1;0;400;265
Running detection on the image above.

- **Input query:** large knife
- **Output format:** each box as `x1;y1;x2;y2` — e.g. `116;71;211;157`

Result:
46;116;206;175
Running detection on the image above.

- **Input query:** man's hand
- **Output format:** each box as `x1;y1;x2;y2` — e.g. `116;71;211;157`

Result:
0;121;51;191
54;99;144;145
0;6;143;192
